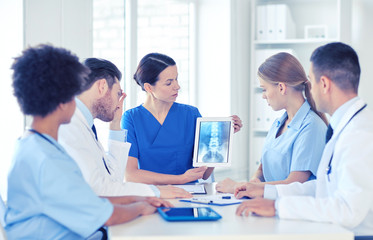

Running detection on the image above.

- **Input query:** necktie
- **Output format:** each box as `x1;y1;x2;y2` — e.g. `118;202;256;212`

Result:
91;124;98;140
91;124;111;174
325;124;333;143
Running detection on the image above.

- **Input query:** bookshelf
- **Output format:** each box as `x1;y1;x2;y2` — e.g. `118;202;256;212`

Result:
248;0;352;177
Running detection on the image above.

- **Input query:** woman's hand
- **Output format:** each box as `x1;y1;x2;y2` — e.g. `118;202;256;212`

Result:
180;166;207;184
157;185;192;199
231;115;243;133
216;177;238;193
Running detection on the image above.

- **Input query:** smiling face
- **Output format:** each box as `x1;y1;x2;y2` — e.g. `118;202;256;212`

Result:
259;77;284;111
148;65;180;103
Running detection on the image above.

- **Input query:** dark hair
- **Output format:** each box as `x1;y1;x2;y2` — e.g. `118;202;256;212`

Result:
133;53;176;91
258;52;328;125
83;58;122;91
310;42;360;93
12;44;88;117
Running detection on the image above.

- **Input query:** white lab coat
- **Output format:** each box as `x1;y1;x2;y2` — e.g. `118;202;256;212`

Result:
58;108;156;197
271;99;373;235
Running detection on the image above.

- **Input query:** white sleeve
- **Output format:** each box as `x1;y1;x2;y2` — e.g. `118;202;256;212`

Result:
276;180;317;197
58;118;156;197
276;119;373;231
105;139;130;182
264;180;316;200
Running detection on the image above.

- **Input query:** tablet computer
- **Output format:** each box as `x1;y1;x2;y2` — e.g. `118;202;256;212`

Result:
157;207;222;221
193;117;234;167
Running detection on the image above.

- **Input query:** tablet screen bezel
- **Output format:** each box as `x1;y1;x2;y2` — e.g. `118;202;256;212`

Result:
157;207;222;221
192;117;234;167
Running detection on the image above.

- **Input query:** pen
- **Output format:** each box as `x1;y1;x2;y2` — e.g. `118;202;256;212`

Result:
222;196;231;199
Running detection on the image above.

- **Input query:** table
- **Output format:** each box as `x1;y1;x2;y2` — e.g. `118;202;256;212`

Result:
109;183;354;240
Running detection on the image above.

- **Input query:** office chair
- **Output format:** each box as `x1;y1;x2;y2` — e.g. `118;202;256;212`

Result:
0;193;7;240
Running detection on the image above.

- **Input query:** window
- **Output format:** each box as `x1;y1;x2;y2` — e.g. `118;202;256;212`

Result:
92;0;125;147
93;0;195;147
135;0;193;105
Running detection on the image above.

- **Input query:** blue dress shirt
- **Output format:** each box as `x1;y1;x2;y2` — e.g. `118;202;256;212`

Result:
261;101;327;182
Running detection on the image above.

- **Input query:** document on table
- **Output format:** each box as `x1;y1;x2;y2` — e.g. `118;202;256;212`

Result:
173;184;207;194
180;193;248;206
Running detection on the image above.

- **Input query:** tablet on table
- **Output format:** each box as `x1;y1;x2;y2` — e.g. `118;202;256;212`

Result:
157;207;222;221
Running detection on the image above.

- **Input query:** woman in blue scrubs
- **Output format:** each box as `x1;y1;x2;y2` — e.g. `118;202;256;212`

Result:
216;52;328;193
121;53;242;185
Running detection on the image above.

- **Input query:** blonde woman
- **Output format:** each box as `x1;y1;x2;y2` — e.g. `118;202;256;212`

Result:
217;52;327;194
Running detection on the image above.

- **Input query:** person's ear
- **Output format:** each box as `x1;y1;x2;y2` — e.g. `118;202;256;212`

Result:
144;83;153;93
320;76;331;94
278;82;287;95
96;78;108;96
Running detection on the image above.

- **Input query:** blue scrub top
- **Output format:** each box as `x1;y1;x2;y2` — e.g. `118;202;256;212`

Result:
121;102;201;175
261;101;327;182
5;133;113;239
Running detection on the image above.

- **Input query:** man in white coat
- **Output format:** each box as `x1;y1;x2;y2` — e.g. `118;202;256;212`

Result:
59;58;191;198
234;42;373;238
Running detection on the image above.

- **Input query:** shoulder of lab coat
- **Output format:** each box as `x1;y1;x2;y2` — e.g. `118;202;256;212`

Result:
58;108;156;197
275;100;373;235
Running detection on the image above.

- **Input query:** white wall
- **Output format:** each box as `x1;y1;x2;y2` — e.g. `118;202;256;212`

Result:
0;0;24;200
352;0;373;106
24;0;92;60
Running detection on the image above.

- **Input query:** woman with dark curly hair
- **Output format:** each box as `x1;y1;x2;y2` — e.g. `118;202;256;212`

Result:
6;44;171;239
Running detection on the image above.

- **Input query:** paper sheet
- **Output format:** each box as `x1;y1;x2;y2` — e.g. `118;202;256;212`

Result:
180;193;247;206
173;184;206;194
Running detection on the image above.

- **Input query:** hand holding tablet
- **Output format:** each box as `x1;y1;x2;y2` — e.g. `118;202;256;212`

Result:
193;117;234;167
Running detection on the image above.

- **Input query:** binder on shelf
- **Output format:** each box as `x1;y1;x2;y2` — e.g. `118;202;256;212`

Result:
256;4;295;41
275;4;295;40
253;92;265;130
266;4;276;40
252;135;266;169
256;5;267;40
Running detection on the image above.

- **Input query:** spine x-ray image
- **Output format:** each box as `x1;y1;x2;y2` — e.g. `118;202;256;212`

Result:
197;121;231;163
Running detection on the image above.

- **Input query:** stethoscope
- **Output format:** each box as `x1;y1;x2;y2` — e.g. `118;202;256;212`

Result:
325;104;367;181
27;128;63;153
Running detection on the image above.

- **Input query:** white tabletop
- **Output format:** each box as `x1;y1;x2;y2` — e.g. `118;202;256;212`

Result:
109;183;354;240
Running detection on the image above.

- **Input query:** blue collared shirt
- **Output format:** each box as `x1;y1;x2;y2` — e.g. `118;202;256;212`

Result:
261;101;327;182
